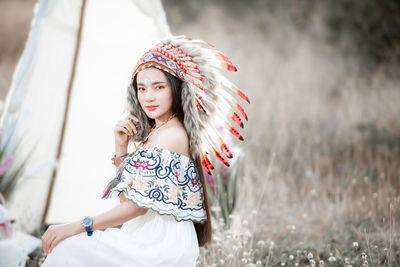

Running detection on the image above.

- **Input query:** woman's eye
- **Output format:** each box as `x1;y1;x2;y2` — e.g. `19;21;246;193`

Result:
138;87;145;91
156;86;164;90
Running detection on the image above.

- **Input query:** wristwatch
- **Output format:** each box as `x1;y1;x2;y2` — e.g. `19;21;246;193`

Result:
82;216;93;236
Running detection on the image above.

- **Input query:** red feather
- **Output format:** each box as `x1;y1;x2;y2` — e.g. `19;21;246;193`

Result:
216;52;233;65
201;154;212;175
224;63;237;72
232;85;250;104
236;103;248;121
230;110;244;128
196;98;206;113
219;140;233;159
212;147;230;167
228;124;244;141
204;152;214;170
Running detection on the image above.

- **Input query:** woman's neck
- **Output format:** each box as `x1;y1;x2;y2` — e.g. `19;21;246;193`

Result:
154;112;176;128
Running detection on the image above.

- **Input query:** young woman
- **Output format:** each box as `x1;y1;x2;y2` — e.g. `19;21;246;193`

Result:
41;35;248;266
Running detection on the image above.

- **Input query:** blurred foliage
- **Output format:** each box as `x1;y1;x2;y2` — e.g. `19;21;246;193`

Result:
326;0;400;75
204;154;243;227
163;0;315;25
0;138;30;201
357;123;400;149
163;0;400;75
0;113;35;201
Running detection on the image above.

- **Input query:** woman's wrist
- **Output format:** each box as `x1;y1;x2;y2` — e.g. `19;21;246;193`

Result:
115;144;128;156
72;220;85;235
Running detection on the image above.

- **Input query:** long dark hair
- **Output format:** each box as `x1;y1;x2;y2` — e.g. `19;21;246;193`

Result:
131;67;212;246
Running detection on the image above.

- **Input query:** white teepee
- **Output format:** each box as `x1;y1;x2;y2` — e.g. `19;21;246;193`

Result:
0;0;171;233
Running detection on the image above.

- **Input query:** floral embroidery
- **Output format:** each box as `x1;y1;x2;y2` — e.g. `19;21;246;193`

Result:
108;146;207;223
132;158;142;169
141;160;150;170
169;186;179;203
127;175;134;187
132;174;146;191
132;158;150;171
187;193;200;208
191;176;198;187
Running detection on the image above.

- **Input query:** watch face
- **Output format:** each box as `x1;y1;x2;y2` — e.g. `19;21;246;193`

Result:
83;217;92;226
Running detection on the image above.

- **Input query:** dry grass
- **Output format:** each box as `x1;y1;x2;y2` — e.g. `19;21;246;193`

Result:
164;2;400;266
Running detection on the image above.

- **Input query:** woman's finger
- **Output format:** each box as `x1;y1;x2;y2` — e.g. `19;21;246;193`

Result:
49;234;58;250
41;231;47;244
123;121;134;135
43;234;52;254
120;119;136;134
46;235;54;254
116;125;130;136
48;236;60;254
125;120;137;134
41;229;50;253
125;114;139;122
116;121;133;135
115;123;130;135
41;239;47;254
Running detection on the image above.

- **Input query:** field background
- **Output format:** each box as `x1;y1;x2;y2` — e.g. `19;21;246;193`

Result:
1;0;399;266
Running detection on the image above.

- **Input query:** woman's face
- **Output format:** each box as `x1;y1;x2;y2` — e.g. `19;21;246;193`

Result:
136;67;174;121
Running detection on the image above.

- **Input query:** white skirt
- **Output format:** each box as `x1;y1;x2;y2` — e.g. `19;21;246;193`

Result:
42;209;199;267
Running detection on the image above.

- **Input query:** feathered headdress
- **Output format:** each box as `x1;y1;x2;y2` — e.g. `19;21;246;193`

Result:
127;35;250;175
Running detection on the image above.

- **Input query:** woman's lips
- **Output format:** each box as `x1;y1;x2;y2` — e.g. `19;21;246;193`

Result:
146;105;158;111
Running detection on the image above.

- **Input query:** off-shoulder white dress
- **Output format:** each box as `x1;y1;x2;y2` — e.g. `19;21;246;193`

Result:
42;146;207;267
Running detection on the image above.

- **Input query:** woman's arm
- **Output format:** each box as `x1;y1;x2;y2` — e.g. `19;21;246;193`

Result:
42;114;141;254
93;194;148;231
68;197;147;233
42;197;147;255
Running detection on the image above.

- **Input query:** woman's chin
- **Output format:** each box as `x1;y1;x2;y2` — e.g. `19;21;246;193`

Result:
143;109;171;121
144;111;158;120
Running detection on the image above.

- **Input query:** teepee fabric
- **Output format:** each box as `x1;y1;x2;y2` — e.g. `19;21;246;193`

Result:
0;0;170;232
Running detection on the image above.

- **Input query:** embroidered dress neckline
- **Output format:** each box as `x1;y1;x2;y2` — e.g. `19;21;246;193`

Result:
133;146;194;163
107;145;207;223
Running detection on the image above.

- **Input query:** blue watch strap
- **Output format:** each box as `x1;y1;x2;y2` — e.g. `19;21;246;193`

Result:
85;225;93;236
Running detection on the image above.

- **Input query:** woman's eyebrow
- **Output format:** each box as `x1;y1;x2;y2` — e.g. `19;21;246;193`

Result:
137;81;166;86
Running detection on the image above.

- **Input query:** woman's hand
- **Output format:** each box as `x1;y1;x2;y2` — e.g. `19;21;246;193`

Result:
114;113;139;148
41;222;82;255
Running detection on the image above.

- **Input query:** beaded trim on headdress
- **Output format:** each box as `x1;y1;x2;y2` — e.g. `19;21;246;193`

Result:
130;35;250;176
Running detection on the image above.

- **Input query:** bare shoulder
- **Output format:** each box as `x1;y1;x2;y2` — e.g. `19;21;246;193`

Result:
153;122;190;158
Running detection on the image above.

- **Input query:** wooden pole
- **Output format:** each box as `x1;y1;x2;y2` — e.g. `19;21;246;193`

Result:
41;0;87;225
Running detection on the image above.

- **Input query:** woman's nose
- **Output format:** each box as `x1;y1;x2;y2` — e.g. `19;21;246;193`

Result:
144;89;155;101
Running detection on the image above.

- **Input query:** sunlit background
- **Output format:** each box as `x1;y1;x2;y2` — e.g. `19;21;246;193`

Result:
0;0;399;266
